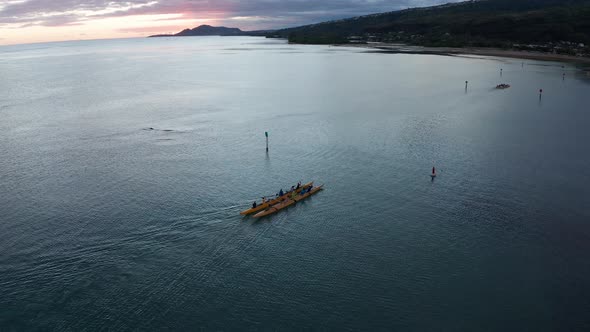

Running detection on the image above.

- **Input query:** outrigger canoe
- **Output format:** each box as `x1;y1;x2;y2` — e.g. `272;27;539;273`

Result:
293;185;323;202
253;184;324;218
253;198;296;218
240;182;313;215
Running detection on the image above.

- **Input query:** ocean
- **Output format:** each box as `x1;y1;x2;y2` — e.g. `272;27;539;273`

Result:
1;36;589;330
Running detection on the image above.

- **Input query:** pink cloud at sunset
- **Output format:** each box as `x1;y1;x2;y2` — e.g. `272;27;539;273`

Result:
0;0;462;45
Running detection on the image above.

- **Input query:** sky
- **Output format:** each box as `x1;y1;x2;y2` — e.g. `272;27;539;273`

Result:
0;0;462;46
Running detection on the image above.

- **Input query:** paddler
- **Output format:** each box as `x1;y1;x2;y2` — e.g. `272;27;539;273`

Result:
279;189;284;196
252;201;257;208
296;182;301;189
291;191;297;199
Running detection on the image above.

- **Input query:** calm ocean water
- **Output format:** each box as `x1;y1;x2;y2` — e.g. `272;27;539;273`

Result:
1;36;589;330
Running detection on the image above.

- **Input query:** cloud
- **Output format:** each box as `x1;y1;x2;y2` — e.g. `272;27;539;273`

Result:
116;24;188;34
0;0;465;29
0;0;158;26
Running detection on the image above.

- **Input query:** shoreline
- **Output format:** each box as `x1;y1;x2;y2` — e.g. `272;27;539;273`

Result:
341;43;590;65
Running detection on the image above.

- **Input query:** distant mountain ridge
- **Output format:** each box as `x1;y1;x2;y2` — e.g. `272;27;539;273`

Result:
270;0;590;50
150;25;269;37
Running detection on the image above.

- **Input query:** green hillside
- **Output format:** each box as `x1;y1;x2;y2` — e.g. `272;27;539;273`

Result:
271;0;590;53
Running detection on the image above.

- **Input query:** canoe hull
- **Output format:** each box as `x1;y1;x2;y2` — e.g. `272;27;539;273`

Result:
253;199;295;218
254;185;324;218
293;185;323;202
240;182;313;215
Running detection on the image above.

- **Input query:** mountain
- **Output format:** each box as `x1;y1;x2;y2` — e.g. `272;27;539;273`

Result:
150;25;269;37
271;0;590;50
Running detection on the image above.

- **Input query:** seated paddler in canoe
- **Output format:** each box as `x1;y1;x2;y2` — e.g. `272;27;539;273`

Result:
253;184;323;218
298;183;313;195
240;181;313;215
251;196;269;209
293;184;321;202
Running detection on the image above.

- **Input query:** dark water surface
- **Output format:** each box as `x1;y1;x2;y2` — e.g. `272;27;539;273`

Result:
1;37;590;330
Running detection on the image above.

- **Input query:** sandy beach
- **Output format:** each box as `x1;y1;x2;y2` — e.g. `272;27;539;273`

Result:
347;43;590;65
